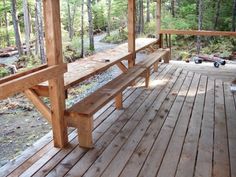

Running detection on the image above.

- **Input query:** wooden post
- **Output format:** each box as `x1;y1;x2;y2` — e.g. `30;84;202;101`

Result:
163;49;171;63
154;61;159;72
156;0;162;48
145;68;150;88
78;115;94;148
115;92;123;110
43;0;68;148
169;34;172;58
128;0;136;68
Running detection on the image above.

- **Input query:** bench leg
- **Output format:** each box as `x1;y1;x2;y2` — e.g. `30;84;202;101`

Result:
78;115;94;148
115;92;123;110
154;61;159;72
145;69;150;88
164;51;171;63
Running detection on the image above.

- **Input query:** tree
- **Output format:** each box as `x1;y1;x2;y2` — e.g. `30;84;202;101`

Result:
146;0;150;22
171;0;176;17
137;0;144;34
23;0;31;54
196;0;203;54
3;0;10;46
233;0;236;31
81;0;84;57
87;0;94;50
11;0;23;56
107;0;111;36
214;0;221;30
67;0;73;40
35;0;45;63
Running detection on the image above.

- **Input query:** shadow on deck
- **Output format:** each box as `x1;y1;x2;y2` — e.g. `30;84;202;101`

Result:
1;62;236;177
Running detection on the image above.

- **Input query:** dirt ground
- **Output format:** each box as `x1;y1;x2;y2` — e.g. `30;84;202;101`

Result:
0;66;121;168
0;94;51;167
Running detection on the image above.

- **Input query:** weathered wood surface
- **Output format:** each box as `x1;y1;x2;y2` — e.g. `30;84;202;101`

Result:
34;38;158;94
1;62;235;177
173;61;236;82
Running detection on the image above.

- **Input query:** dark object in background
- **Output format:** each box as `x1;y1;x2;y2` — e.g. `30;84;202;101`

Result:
193;55;226;68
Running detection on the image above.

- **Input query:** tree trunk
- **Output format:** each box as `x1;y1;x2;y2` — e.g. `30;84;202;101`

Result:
233;0;236;31
107;0;111;36
35;12;39;56
11;0;23;56
23;0;31;55
35;0;46;63
214;0;221;30
171;0;175;17
137;0;144;34
87;0;94;51
146;0;150;22
71;2;79;32
197;0;203;54
67;0;73;40
81;0;84;57
3;0;10;46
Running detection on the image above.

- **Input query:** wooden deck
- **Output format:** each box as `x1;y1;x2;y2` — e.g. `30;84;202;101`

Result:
1;62;236;177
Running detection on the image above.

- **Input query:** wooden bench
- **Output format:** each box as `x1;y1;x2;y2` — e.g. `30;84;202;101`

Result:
66;48;170;148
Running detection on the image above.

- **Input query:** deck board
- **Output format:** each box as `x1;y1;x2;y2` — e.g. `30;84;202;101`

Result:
213;80;230;177
175;75;207;177
1;61;235;177
224;82;236;177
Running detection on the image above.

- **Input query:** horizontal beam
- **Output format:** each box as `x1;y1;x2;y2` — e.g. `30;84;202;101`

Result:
0;64;67;100
0;64;47;84
160;29;236;37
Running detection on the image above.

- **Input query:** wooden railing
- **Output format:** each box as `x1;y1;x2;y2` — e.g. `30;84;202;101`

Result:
160;29;236;37
0;64;67;100
158;29;236;49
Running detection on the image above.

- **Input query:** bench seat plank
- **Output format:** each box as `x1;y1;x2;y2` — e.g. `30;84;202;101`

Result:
67;66;146;116
138;48;170;69
66;47;170;148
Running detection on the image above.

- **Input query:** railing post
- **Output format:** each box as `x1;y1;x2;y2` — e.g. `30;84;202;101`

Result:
157;0;161;47
128;0;136;68
43;0;68;148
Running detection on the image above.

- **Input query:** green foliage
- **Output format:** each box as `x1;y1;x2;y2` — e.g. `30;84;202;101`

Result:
0;67;9;78
93;2;106;30
162;13;195;30
144;20;156;35
201;37;235;55
111;0;127;18
101;30;128;44
16;55;41;69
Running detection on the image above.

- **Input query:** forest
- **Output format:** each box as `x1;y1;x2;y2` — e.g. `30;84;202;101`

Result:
0;0;236;77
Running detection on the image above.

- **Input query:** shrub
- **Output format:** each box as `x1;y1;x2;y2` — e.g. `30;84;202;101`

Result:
101;30;128;44
0;67;9;78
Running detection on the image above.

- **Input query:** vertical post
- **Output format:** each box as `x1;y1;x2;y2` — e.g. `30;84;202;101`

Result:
43;0;68;148
156;0;162;48
115;92;123;110
128;0;136;68
78;115;94;148
145;69;150;88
